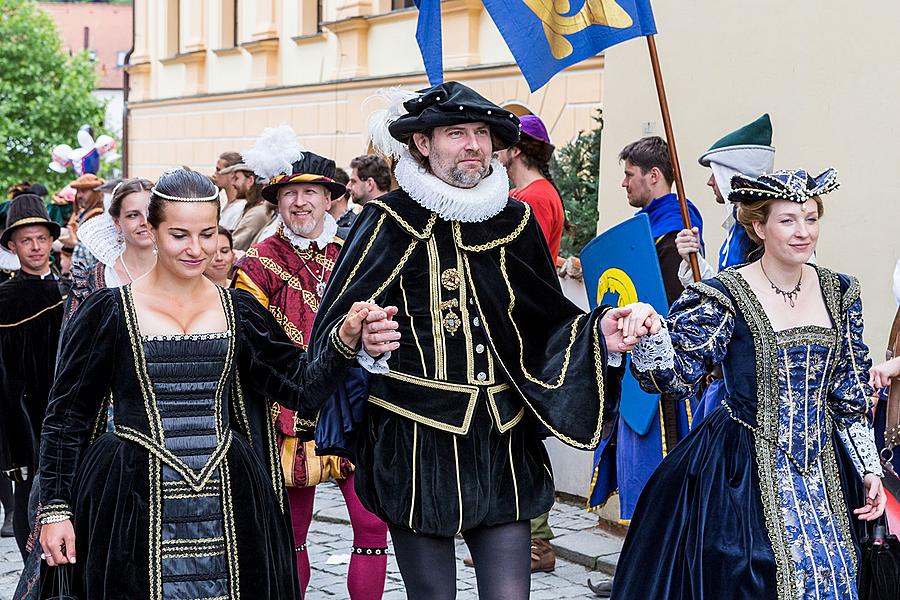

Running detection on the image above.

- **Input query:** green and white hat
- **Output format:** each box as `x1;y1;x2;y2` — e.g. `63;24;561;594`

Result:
698;114;775;203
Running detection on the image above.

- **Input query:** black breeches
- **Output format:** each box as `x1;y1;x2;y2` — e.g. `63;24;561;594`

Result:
13;477;32;560
389;520;531;600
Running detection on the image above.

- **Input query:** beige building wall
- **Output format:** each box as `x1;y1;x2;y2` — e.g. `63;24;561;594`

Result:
598;1;900;352
126;0;604;180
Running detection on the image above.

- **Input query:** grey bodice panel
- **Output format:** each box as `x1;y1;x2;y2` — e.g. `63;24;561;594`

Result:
142;333;232;600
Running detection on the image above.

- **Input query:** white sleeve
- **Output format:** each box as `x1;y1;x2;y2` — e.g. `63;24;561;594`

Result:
677;254;715;287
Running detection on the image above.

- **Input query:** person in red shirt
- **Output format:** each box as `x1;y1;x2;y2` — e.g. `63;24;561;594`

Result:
496;114;565;263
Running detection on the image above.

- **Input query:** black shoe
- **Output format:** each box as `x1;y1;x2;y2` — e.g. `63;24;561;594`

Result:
1;518;13;538
587;578;613;597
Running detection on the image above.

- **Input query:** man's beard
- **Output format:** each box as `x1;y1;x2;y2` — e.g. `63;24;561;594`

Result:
285;217;319;238
431;152;490;189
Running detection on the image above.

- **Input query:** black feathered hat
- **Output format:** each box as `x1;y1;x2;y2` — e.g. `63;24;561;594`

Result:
1;194;61;248
259;151;347;204
388;81;520;150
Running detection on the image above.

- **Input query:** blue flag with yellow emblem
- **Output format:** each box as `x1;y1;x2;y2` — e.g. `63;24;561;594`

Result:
483;0;657;91
412;0;444;85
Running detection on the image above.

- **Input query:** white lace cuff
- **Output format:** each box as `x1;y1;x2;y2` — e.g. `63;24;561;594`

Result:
357;350;391;374
631;323;675;373
837;419;883;478
607;352;623;368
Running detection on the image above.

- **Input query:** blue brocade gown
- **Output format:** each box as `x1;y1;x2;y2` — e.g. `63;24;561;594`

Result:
611;267;882;600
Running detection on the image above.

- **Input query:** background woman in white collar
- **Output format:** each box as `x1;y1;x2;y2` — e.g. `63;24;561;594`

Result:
66;178;157;318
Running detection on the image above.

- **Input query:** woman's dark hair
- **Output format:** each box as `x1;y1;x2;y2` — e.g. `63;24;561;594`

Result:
217;225;233;248
148;168;221;228
109;178;153;219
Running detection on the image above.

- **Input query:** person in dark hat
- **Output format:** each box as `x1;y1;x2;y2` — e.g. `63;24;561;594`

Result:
68;173;106;269
232;126;390;599
0;194;68;559
310;81;661;599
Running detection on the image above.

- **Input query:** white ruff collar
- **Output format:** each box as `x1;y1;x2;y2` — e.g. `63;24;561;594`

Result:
279;212;338;250
394;150;509;223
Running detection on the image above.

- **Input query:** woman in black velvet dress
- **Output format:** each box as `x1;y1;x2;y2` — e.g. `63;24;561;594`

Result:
36;169;400;599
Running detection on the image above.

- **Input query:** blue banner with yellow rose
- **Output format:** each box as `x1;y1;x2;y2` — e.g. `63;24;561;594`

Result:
481;0;657;90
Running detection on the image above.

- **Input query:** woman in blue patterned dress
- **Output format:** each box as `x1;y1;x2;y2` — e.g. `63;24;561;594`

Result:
611;169;885;600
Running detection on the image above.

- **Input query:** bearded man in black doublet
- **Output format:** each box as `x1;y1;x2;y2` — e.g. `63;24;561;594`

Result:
0;195;67;559
311;82;660;599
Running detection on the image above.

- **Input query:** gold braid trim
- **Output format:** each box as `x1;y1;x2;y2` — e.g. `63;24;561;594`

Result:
500;246;583;389
338;214;386;298
451;203;531;252
268;305;306;347
0;299;64;327
463;253;605;450
367;199;437;240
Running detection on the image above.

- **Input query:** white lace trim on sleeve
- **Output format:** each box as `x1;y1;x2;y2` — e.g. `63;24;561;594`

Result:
631;322;675;373
837;419;883;478
357;350;391;374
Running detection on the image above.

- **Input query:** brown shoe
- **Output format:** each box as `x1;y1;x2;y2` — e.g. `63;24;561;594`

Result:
463;554;474;567
531;538;555;573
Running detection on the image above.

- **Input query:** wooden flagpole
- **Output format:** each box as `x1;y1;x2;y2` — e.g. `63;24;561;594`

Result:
646;35;701;282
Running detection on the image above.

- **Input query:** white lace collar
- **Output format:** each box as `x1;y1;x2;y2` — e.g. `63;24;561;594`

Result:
278;212;338;250
394;150;509;223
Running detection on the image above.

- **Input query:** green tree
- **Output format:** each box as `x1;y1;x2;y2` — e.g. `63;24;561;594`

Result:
551;110;603;258
0;0;107;193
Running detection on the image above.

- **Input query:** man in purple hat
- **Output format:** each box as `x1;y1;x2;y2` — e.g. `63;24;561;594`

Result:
496;114;565;265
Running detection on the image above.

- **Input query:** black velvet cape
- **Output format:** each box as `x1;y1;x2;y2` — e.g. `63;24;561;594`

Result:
37;286;356;599
310;189;624;537
0;272;67;473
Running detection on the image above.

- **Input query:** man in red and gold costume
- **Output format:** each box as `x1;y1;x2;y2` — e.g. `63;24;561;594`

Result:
232;127;388;600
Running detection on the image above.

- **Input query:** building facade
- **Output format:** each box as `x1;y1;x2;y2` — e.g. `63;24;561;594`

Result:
126;0;604;179
40;2;132;136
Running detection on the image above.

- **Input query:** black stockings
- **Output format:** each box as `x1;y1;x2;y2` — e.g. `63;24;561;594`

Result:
389;521;531;600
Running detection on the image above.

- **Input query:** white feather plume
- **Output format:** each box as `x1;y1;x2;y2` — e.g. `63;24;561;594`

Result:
243;125;305;180
365;87;419;160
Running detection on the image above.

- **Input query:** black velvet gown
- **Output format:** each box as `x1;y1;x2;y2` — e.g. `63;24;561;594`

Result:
38;286;357;599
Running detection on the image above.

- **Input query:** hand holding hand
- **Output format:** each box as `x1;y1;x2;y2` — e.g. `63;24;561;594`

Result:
338;302;376;350
870;357;900;390
675;227;701;262
600;303;661;354
362;305;401;357
854;473;886;521
39;520;76;566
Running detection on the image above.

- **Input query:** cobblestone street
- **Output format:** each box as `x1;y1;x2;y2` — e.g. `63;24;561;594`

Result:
0;483;618;599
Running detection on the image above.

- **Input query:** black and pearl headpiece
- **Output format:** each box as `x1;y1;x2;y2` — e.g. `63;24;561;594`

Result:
386;81;521;151
728;168;839;204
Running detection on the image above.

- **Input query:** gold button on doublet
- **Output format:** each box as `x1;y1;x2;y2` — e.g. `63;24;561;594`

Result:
440;268;461;291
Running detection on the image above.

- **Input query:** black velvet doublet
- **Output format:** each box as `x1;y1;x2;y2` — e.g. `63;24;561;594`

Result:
0;272;67;473
311;190;624;537
38;286;356;599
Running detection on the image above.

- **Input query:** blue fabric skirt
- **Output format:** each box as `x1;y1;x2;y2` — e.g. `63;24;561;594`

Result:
611;406;866;599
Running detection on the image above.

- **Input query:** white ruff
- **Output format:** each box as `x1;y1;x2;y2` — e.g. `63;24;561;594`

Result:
394;150;509;223
280;212;338;250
